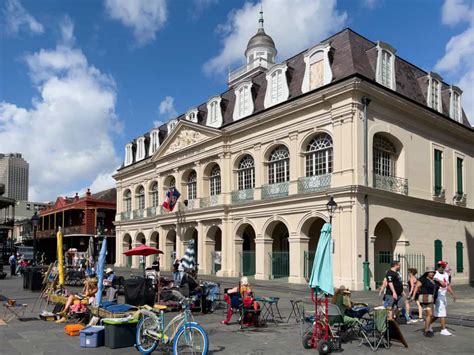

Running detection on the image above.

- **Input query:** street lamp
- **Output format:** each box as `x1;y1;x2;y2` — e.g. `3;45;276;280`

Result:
96;211;106;235
31;212;39;266
326;196;337;224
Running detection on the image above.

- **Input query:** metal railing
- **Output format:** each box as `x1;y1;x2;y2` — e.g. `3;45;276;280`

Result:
132;209;145;219
304;250;316;280
184;199;197;210
200;195;219;208
269;251;290;279
374;174;408;195
298;174;331;194
228;57;272;83
146;206;158;217
262;182;289;199
121;211;131;220
374;252;425;287
231;189;254;203
240;251;256;276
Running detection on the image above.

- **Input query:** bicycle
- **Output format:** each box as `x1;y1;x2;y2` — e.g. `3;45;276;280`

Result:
135;298;209;354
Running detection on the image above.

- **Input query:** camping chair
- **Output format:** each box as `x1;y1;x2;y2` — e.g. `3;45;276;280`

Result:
359;307;390;351
239;295;261;329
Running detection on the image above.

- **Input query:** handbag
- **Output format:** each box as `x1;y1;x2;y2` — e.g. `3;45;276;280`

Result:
418;293;434;304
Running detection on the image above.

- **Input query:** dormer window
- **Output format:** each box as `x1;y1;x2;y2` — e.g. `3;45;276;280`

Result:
167;119;178;133
233;82;254;120
449;86;462;122
124;143;133;166
427;73;442;113
186;109;198;123
375;41;396;90
206;96;223;128
302;43;333;93
136;136;146;161
264;64;289;108
149;129;160;156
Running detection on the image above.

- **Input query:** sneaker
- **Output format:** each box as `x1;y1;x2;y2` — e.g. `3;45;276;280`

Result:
440;329;452;336
424;331;434;338
407;319;418;324
428;326;433;332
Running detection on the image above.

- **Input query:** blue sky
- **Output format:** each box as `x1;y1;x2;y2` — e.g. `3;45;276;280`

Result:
0;0;472;201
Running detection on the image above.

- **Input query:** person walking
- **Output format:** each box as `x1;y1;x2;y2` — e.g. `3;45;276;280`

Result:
407;268;423;322
413;266;438;337
384;260;414;322
8;253;17;277
431;260;456;336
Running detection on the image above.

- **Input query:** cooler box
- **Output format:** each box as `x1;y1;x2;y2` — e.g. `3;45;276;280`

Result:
103;318;138;349
80;326;105;348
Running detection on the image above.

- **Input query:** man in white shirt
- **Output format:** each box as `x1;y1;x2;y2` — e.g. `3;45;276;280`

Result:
431;260;456;336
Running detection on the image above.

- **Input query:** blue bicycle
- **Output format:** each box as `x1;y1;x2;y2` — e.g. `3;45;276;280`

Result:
135;298;209;354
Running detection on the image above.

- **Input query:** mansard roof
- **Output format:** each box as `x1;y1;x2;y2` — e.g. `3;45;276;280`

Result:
121;28;472;169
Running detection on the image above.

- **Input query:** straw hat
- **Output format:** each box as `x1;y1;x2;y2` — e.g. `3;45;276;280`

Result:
422;266;436;277
105;267;114;274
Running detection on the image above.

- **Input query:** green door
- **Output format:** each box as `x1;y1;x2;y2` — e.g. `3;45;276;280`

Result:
242;251;256;276
374;251;392;288
271;251;289;279
434;239;443;266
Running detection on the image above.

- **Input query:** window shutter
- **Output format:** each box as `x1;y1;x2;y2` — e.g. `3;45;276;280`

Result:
434;150;442;194
456;241;463;273
457;158;463;194
434;239;443;267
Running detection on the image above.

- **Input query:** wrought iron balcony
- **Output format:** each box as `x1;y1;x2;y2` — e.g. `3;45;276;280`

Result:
132;209;145;219
146;206;159;217
454;192;467;206
298;174;331;194
121;211;131;220
184;199;197;210
262;182;289;199
200;195;219;208
232;189;254;203
374;174;408;195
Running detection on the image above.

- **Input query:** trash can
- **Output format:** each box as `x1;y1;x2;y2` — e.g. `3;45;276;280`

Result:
103;319;138;349
30;267;43;291
23;267;32;289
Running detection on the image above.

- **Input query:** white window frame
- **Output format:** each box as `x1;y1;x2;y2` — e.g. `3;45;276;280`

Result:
167;119;178;134
209;165;221;196
124;190;132;212
267;146;290;184
301;43;333;94
206;96;223;128
136;186;145;210
427;72;443;113
187;171;197;200
185;108;198;123
264;64;289;108
449;86;463;123
136;136;146;161
233;81;254;120
305;134;333;177
375;41;396;90
124;143;133;166
150;182;159;207
237;155;255;190
148;129;160;156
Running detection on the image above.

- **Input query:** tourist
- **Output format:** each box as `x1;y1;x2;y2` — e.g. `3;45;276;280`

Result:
173;258;181;285
178;258;185;285
406;268;423;322
412;267;438;337
431;260;456;336
384;260;414;323
103;267;115;287
221;276;254;325
152;256;160;272
56;277;98;323
8;253;17;277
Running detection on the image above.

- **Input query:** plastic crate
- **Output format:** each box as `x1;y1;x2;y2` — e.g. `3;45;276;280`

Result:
103;319;138;349
80;326;105;348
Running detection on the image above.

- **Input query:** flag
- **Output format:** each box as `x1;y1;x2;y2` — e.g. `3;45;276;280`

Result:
162;187;181;212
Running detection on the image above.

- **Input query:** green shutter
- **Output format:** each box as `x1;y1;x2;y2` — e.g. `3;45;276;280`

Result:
434;239;443;267
457;158;463;195
456;242;464;273
434;150;442;195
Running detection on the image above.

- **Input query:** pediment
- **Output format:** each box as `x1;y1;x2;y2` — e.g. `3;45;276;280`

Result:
151;121;221;161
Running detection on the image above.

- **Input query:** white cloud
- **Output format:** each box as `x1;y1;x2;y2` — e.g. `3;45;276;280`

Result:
89;171;117;192
3;0;44;35
158;96;177;119
0;18;121;201
104;0;167;45
362;0;378;9
436;0;474;124
203;0;347;75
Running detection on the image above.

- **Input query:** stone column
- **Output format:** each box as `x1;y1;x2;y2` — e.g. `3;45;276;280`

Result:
197;222;205;274
254;236;272;280
115;230;123;267
254;143;262;200
288;233;309;284
231;238;244;277
288;131;299;195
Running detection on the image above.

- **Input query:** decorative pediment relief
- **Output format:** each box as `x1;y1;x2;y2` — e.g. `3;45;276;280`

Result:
167;128;206;153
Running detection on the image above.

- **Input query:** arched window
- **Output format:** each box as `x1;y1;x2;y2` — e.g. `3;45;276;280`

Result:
150;182;158;207
270;69;283;104
268;146;290;184
209;165;221;196
167;176;176;189
305;134;333;176
124;190;131;212
238;85;251;117
373;135;396;177
238;155;255;190
136;186;145;210
187;171;197;200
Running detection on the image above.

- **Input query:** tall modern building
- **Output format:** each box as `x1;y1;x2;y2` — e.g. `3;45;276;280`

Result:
113;15;473;290
0;153;29;201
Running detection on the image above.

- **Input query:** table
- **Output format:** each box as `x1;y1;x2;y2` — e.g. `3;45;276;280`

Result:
255;296;283;324
2;303;28;323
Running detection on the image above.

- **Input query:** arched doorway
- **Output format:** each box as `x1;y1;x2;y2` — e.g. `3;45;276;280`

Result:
301;217;326;279
123;234;132;267
373;218;403;287
237;223;256;276
134;232;146;268
266;221;290;279
207;226;222;275
183;227;198;270
165;229;176;270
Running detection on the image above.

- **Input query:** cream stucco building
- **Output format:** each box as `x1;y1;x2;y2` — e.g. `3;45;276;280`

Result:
113;20;474;290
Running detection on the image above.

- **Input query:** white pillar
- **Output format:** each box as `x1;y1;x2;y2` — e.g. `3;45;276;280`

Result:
255;236;272;280
288;233;309;284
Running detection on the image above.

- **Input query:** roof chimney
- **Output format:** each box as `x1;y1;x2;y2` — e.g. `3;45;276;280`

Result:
86;189;91;197
75;192;79;201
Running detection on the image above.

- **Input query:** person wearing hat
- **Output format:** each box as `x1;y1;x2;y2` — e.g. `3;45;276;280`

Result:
413;266;438;337
103;267;116;287
431;261;456;336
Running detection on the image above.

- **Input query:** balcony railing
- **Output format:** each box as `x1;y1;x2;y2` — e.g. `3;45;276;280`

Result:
374;174;408;195
228;57;272;83
232;189;254;203
262;182;289;199
121;211;131;220
132;209;145;219
200;195;219;208
454;192;467;206
146;206;160;217
298;174;331;194
184;199;197;211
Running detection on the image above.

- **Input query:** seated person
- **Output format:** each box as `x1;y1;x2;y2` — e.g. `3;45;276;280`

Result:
56;277;98;323
103;267;116;287
180;269;202;297
332;285;365;326
221;276;255;325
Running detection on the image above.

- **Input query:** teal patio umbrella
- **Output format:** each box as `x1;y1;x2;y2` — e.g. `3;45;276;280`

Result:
309;222;334;295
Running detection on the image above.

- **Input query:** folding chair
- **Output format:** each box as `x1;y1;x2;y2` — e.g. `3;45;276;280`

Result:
359;307;390;351
287;299;303;323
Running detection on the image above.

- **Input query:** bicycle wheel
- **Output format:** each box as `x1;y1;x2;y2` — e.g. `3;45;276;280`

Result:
172;322;208;355
136;316;159;354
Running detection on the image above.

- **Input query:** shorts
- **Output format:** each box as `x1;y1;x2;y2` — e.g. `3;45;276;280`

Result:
383;294;404;309
434;295;447;317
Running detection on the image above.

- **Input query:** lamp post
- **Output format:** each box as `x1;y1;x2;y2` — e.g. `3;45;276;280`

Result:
326;196;337;224
31;212;39;266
